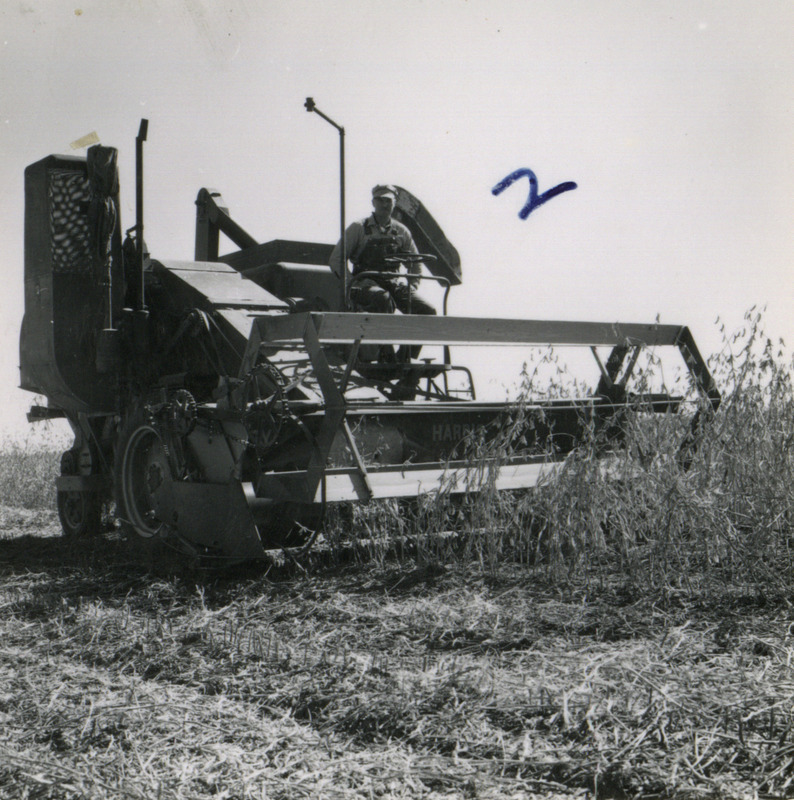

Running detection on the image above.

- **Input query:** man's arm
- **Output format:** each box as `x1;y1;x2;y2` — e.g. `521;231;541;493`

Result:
398;227;424;287
329;221;363;279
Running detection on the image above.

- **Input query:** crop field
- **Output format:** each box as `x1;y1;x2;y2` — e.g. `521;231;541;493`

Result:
0;316;793;800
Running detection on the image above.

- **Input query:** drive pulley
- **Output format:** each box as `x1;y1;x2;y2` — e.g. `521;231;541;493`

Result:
114;391;197;539
116;418;177;538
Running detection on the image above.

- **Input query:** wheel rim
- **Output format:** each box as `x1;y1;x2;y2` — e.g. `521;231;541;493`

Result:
120;425;172;538
60;492;86;530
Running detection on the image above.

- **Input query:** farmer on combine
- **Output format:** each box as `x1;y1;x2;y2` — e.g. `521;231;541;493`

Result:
329;184;436;321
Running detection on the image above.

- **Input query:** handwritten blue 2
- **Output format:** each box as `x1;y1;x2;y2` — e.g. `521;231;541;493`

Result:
492;169;577;219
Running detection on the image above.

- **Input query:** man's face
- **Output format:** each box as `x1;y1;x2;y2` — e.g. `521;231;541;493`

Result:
373;194;395;219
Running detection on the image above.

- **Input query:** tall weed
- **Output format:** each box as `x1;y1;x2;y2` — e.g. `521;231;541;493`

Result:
450;310;794;592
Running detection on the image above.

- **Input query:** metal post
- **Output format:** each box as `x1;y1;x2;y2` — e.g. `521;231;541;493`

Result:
340;126;346;309
305;98;346;310
136;118;149;310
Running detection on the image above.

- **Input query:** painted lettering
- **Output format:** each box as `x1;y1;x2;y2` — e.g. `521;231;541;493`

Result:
432;422;475;441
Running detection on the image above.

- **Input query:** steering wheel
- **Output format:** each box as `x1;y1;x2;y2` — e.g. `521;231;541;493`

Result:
383;252;437;265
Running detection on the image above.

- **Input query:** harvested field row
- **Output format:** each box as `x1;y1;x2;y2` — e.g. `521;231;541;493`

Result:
0;515;792;799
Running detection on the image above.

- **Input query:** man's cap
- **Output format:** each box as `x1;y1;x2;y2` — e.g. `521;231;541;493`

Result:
372;184;398;200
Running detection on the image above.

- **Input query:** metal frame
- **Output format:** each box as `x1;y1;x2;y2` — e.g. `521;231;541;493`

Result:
244;312;721;507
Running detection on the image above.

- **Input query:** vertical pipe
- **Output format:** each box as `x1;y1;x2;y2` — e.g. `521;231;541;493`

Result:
305;99;347;310
136;118;149;310
340;126;347;311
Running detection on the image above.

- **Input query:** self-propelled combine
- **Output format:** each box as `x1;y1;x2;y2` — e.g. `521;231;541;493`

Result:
20;125;720;562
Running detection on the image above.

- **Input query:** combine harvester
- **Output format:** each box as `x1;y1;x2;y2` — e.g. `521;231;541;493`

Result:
20;121;720;563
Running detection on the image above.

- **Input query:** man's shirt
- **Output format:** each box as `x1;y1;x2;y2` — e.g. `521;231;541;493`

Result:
329;214;422;283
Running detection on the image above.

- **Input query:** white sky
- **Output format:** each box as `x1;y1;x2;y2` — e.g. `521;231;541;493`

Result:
1;0;792;440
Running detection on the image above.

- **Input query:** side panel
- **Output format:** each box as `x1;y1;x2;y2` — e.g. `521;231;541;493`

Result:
241;262;342;311
151;259;289;364
21;155;118;412
315;459;563;502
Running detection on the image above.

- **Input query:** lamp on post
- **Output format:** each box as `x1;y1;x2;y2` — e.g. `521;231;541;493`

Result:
305;98;347;311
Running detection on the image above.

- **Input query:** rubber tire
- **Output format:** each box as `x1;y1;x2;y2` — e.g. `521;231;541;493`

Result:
57;489;102;538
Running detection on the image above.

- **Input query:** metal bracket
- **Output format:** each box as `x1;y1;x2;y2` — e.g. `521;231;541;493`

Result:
342;419;373;501
195;188;258;262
